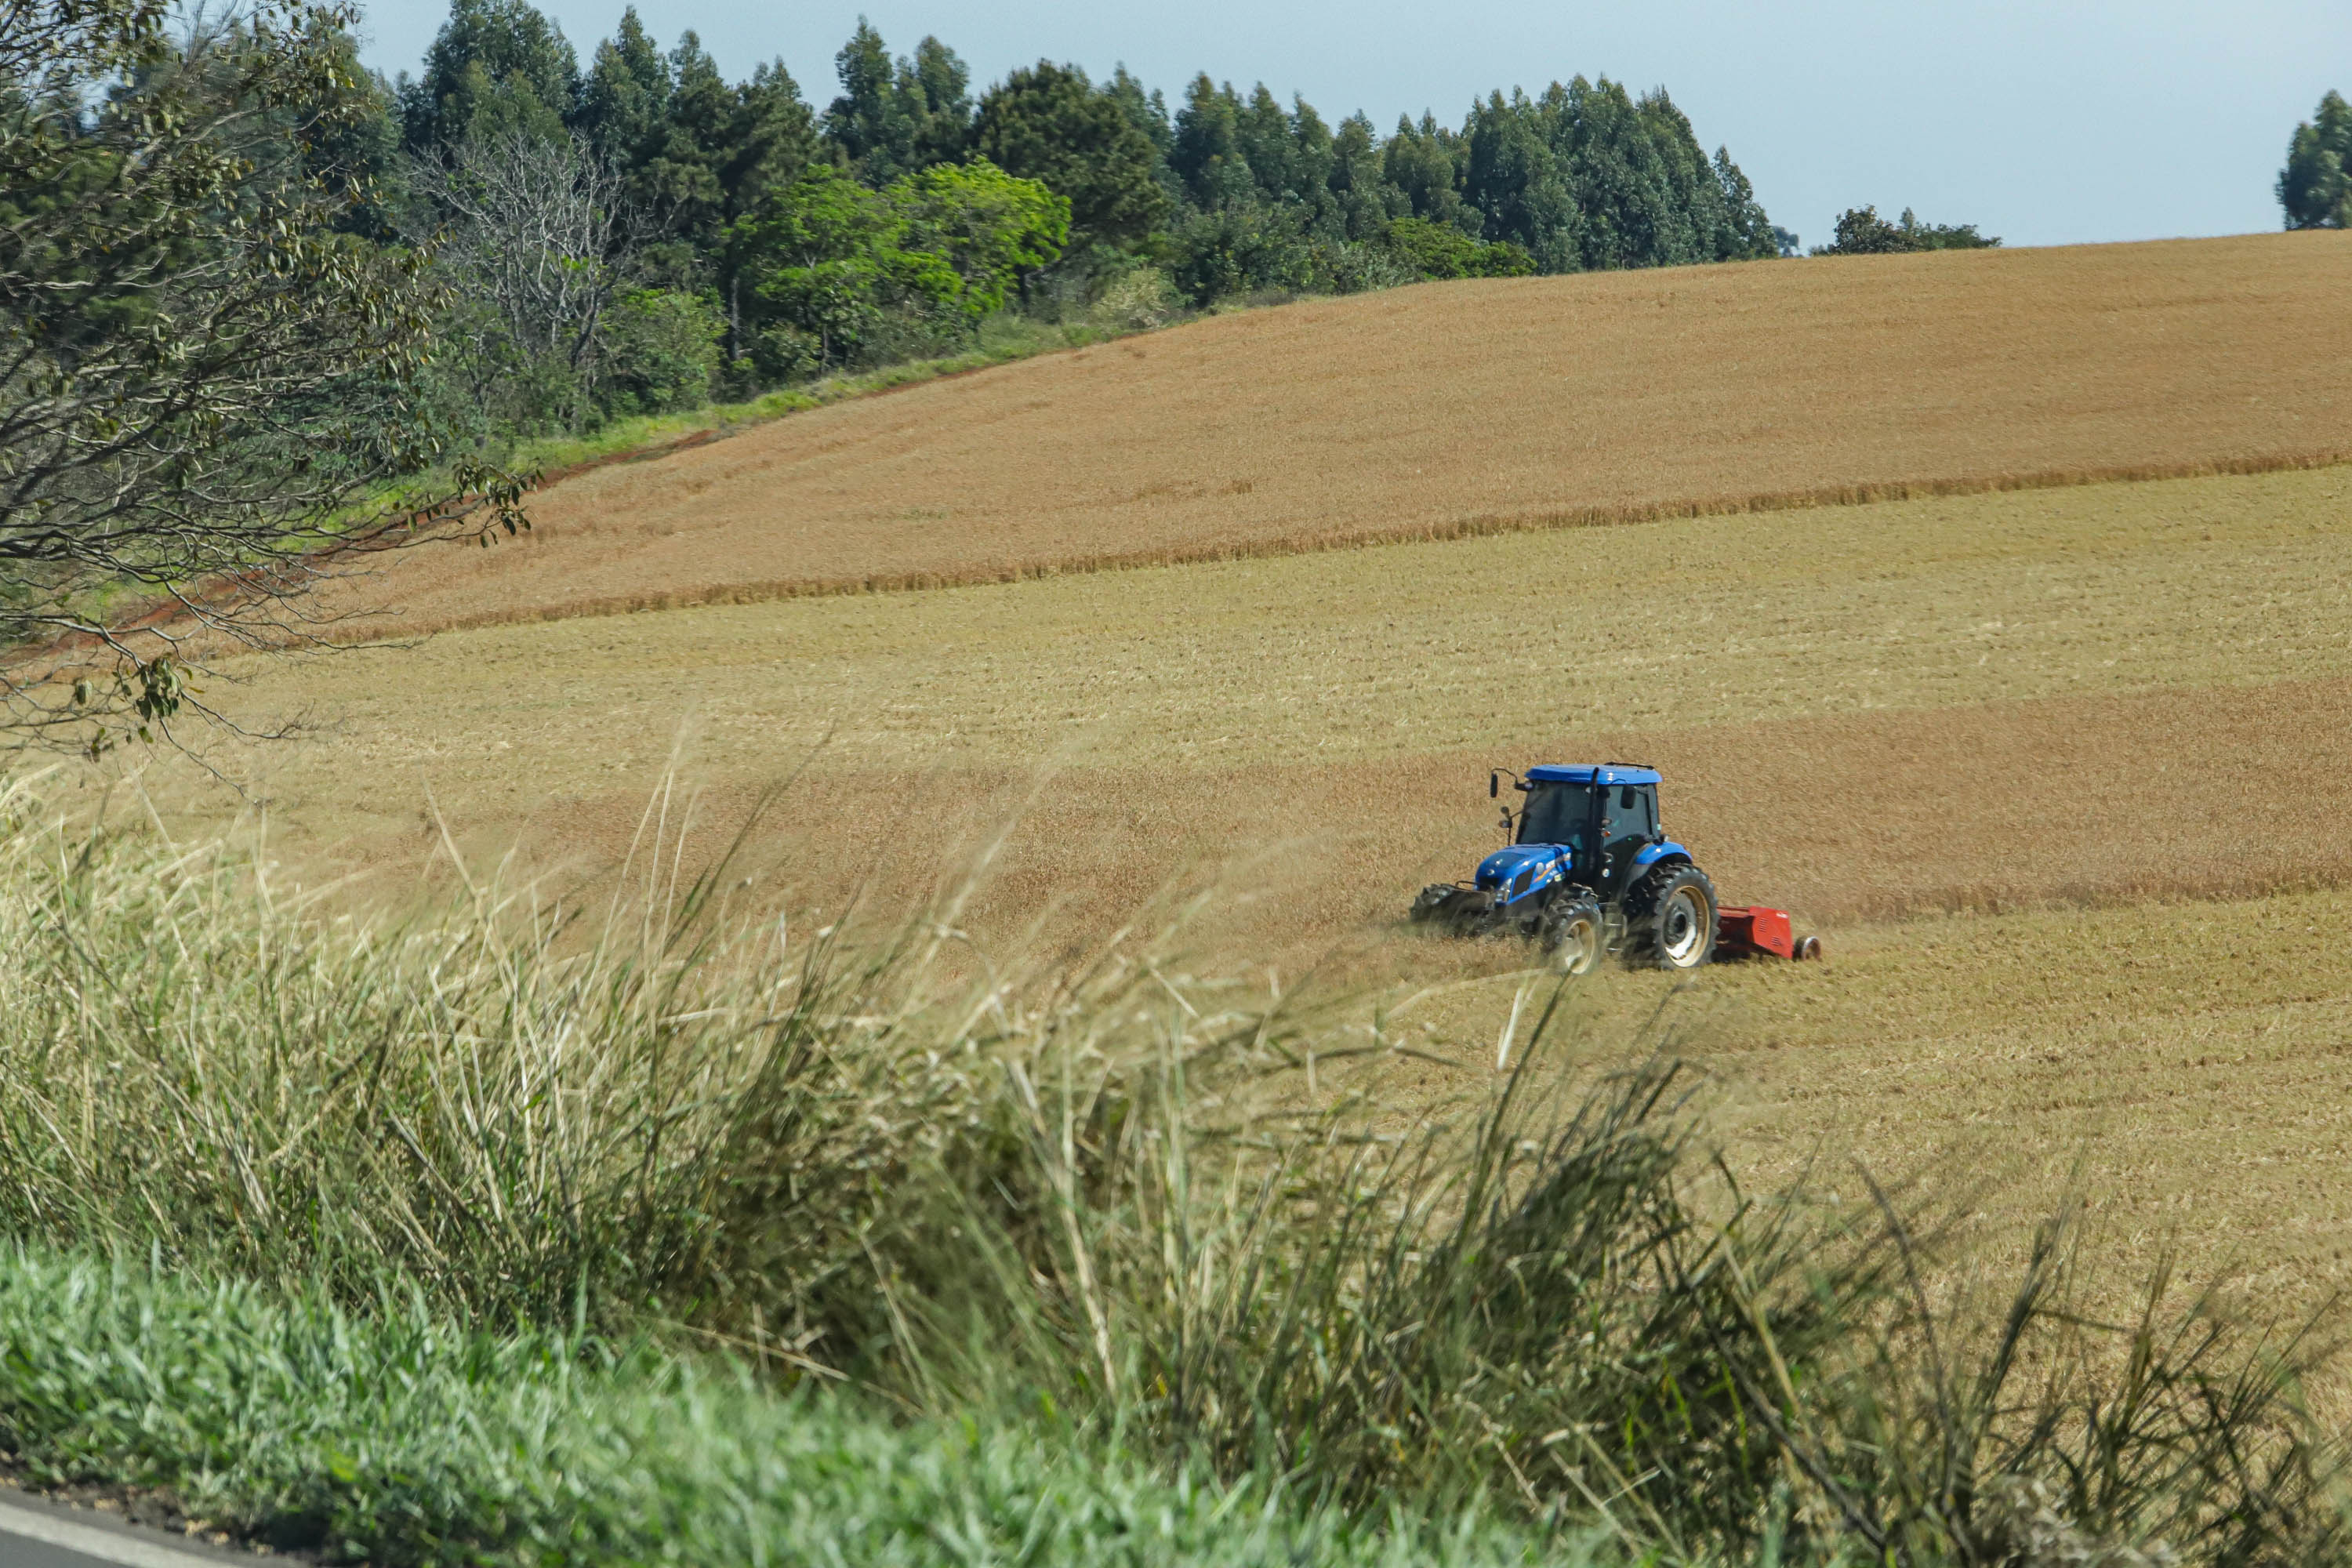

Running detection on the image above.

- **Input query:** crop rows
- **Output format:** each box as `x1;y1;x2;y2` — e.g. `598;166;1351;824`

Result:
294;233;2352;637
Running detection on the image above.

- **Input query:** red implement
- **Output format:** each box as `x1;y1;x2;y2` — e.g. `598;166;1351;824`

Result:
1716;906;1821;962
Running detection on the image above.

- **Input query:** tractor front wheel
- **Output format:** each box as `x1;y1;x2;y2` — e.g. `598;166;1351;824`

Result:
1541;896;1605;975
1624;863;1718;970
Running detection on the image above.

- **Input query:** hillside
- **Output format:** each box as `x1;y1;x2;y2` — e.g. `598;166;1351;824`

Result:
328;231;2352;637
158;456;2352;1317
132;236;2352;1327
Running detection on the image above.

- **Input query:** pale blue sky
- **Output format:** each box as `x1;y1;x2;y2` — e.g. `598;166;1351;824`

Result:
354;0;2350;250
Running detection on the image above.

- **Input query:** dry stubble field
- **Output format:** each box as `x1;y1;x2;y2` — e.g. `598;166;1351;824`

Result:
295;230;2352;636
118;236;2352;1319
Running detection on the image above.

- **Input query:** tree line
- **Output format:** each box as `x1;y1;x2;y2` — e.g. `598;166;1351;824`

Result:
354;0;1784;441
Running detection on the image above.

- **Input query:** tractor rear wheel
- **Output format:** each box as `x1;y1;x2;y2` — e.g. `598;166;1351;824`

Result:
1541;895;1605;975
1624;862;1718;970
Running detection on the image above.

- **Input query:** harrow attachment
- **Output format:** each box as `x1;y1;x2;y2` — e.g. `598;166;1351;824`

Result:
1715;906;1823;963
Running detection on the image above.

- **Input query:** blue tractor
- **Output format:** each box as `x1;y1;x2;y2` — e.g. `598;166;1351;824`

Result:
1408;764;1721;971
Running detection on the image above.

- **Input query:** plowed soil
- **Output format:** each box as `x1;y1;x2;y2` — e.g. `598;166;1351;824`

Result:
312;232;2352;638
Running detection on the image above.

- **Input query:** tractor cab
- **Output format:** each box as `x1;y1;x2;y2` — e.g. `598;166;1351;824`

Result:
1477;764;1673;906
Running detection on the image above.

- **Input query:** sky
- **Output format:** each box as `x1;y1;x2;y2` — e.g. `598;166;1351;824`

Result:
354;0;2350;251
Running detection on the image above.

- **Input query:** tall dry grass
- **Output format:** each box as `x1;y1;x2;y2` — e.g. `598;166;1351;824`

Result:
0;779;2341;1564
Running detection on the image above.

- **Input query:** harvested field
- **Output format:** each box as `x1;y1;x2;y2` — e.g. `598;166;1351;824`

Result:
158;463;2352;957
1374;885;2352;1327
298;232;2352;637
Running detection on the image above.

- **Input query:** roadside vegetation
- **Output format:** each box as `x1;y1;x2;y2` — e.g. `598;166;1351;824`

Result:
0;781;2340;1564
492;308;1133;486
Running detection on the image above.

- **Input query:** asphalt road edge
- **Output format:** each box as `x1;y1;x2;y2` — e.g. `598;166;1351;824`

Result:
0;1489;251;1567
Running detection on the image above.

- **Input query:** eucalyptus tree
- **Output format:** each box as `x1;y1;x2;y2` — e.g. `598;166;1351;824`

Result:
2279;90;2351;230
0;0;524;753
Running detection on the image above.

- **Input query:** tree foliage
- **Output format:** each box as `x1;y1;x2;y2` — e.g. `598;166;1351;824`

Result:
822;20;971;187
397;0;575;154
2278;90;2351;230
975;61;1167;256
0;0;522;750
1816;205;2000;255
1381;218;1534;280
724;161;1065;376
390;1;1777;346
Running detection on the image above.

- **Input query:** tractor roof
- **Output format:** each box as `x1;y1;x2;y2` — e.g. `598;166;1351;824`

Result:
1526;764;1662;787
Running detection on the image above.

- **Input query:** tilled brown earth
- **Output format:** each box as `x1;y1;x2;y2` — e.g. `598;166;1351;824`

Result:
235;674;2352;978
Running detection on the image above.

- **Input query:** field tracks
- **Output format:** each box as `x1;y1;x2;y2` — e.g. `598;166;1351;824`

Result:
405;443;2352;637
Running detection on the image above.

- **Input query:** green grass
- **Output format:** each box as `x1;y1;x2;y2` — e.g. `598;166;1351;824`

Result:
494;313;1127;488
0;782;2340;1566
0;1242;1577;1567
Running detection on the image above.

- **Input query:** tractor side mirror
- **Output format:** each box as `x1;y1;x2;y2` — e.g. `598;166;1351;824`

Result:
1489;771;1500;799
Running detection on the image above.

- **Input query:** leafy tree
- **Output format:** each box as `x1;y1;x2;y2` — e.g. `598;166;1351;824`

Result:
1235;84;1305;204
1171;76;1255;210
2278;90;2352;229
596;288;722;419
576;5;665;169
1383;114;1473;234
1464;88;1578;270
722;60;822;218
891;159;1070;314
822;20;970;186
577;17;815;281
974;62;1167;254
1816;205;1999;255
727;167;931;370
1165;202;1313;303
1325;112;1400;241
1102;67;1174;160
1381;216;1534;279
725;162;1063;372
397;0;577;154
1456;78;1775;273
0;0;523;749
901;36;974;169
1711;147;1777;261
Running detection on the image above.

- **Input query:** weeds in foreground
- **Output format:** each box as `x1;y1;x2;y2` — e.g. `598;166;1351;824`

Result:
0;1242;1571;1567
0;781;2339;1565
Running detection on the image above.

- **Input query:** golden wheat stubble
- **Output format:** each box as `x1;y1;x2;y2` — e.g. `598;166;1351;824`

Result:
1367;884;2352;1339
303;232;2352;637
198;671;2352;984
154;462;2352;957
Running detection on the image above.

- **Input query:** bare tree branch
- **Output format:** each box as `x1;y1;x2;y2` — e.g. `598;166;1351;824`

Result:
407;129;638;430
0;0;528;755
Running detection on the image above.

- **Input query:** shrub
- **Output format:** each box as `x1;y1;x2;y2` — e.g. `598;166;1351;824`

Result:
1381;216;1538;280
1166;204;1316;305
1091;265;1183;331
1816;205;2001;255
1313;239;1418;294
594;289;724;421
